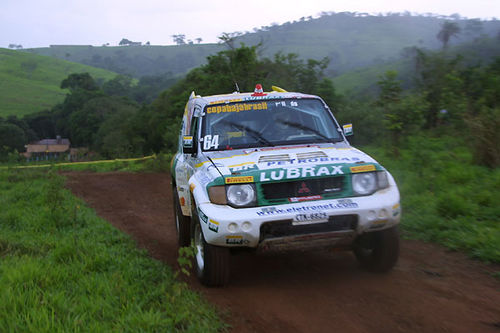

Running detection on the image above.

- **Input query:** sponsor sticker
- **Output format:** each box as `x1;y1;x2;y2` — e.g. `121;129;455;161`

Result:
199;209;208;224
259;165;344;182
289;195;322;203
392;203;401;217
256;200;359;216
350;164;376;173
206;102;268;114
229;162;257;172
225;176;254;184
226;235;243;245
209;98;242;105
183;136;193;147
208;219;219;233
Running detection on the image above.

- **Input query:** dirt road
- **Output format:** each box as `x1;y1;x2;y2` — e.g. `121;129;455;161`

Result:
65;172;500;333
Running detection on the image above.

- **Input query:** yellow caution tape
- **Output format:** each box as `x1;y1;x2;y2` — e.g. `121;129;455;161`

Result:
0;155;156;170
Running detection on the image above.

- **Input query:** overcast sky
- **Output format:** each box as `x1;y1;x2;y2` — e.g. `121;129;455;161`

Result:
1;0;499;48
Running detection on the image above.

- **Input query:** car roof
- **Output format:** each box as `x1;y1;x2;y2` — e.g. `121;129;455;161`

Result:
194;91;320;106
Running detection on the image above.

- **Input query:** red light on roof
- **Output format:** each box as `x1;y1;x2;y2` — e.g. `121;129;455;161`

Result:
251;84;267;96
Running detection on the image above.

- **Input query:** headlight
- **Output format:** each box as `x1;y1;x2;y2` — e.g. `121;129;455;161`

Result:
226;184;256;207
352;172;377;195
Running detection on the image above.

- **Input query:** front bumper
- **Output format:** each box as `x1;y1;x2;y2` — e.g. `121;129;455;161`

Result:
197;185;401;250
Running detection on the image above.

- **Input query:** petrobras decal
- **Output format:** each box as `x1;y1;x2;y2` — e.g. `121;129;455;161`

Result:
262;156;361;168
259;164;344;182
256;199;359;217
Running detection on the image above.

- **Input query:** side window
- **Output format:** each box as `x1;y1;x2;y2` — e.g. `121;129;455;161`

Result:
191;105;203;134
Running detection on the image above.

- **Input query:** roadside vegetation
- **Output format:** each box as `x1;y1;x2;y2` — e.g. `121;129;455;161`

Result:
0;168;223;332
365;136;500;263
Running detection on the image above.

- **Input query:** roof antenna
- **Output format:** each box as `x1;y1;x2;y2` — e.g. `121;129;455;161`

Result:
234;82;240;94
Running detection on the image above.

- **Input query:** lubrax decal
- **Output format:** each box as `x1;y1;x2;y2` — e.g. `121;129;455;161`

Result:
265;156;360;166
259;165;344;182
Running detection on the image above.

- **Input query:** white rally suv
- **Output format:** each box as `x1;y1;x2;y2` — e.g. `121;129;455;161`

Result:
171;85;401;286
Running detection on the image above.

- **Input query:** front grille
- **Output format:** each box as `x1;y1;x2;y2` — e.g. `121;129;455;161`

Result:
260;176;345;201
260;215;358;240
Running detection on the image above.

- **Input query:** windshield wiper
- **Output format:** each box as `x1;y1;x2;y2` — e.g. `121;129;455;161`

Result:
221;120;274;147
281;121;342;143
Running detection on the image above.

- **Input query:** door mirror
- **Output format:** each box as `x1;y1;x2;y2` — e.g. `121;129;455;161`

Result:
182;136;196;154
343;124;353;137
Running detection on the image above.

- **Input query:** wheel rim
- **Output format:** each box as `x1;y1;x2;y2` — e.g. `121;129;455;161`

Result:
194;224;205;272
175;211;180;233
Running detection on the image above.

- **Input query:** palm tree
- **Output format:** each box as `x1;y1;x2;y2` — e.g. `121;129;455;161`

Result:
437;21;461;49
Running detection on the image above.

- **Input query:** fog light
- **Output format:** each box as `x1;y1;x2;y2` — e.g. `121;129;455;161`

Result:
228;223;238;233
378;209;388;218
367;210;376;221
242;221;252;231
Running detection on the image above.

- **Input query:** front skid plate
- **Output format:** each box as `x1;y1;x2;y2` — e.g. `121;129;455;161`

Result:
257;230;356;253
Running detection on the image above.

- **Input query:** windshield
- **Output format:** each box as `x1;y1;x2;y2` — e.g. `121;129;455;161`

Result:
200;98;342;151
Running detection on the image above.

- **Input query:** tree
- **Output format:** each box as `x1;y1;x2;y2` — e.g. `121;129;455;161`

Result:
218;32;243;50
119;38;132;46
102;75;133;97
0;122;26;156
377;71;425;155
195;38;203;44
437;21;461;49
60;73;98;91
171;34;186;45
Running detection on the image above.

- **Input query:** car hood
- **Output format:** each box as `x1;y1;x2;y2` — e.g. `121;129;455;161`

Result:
201;144;380;182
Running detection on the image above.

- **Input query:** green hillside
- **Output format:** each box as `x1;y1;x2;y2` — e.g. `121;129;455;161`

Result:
24;44;222;78
23;13;500;78
0;48;117;117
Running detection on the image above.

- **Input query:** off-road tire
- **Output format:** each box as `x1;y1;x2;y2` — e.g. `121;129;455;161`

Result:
353;226;400;272
172;188;191;247
192;221;230;287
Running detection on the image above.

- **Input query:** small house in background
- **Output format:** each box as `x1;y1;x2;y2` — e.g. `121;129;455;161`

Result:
23;136;71;161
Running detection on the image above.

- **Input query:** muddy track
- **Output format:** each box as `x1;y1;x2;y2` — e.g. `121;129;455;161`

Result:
64;172;500;333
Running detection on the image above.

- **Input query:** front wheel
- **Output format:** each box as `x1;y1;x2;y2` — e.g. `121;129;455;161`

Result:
173;189;191;247
193;222;230;287
353;226;400;272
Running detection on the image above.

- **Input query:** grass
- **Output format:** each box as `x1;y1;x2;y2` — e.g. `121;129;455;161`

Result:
362;134;500;264
0;48;117;117
0;167;223;332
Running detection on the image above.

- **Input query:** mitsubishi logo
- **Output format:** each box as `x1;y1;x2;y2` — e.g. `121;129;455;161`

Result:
298;181;311;194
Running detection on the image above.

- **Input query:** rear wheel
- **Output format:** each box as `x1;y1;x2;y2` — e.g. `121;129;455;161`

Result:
353;226;400;272
193;221;230;287
172;188;191;247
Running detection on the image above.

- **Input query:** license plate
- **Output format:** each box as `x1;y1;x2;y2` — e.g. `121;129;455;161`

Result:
292;212;328;225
